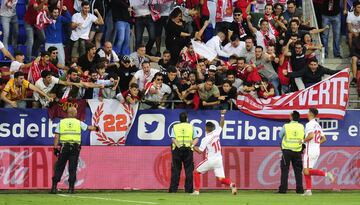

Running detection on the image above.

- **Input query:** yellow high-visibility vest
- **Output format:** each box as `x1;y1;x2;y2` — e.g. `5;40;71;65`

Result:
59;118;81;144
173;123;194;149
282;121;304;152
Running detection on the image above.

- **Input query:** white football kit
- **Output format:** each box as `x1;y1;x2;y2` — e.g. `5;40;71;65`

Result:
196;126;225;178
303;119;323;169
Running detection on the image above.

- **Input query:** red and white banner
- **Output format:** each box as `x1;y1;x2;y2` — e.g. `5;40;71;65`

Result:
1;146;360;190
129;0;173;7
88;99;138;146
235;69;350;119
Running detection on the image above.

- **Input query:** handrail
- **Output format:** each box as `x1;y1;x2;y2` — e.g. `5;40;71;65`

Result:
303;0;325;64
6;98;360;109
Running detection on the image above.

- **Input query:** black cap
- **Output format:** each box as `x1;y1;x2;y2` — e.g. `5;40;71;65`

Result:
121;55;131;63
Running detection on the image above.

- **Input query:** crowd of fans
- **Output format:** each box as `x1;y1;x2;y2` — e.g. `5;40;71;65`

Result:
0;0;356;110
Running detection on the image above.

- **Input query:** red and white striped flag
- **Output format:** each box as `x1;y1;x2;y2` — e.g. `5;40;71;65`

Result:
235;69;350;119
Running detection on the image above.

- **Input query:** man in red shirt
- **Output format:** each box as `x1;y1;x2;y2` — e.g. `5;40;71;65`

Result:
38;51;59;75
24;0;47;61
29;51;59;83
257;78;275;99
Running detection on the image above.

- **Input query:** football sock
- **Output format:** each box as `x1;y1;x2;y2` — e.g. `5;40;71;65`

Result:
218;178;231;186
194;171;201;191
304;174;312;190
309;169;326;176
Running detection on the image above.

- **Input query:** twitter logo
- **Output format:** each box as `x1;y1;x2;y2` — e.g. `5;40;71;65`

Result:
138;114;165;140
145;121;159;133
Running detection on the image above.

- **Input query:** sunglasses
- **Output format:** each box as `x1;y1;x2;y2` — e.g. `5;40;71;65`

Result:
123;61;130;64
157;78;163;81
52;52;58;54
234;14;242;16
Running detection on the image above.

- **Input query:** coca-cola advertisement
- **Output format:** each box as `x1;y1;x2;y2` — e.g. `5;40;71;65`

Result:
0;146;359;190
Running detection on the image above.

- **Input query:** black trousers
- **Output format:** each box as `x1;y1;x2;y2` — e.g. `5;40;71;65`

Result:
169;147;194;193
279;149;304;193
52;143;80;188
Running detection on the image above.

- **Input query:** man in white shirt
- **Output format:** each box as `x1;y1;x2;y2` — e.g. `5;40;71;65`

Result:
302;108;335;196
10;51;31;78
247;17;276;52
34;70;81;107
0;0;18;49
223;34;245;57
192;110;237;195
142;72;172;109
70;1;104;63
96;41;119;63
130;61;159;91
133;1;156;55
347;1;360;49
206;31;230;58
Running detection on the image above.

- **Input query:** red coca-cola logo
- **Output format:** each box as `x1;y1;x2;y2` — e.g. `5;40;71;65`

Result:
0;147;86;188
257;150;360;188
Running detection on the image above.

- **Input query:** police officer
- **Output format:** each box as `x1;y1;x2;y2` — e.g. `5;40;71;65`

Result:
50;107;98;194
278;111;305;194
169;112;199;193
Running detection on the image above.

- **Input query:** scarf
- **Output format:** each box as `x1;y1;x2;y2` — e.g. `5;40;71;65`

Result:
216;0;232;22
261;29;271;48
28;61;41;84
278;55;292;86
35;9;54;30
238;22;246;38
264;15;279;37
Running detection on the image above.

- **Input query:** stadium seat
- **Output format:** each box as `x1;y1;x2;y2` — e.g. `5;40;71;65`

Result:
18;26;26;45
18;45;27;57
16;3;26;19
17;0;26;4
7;45;14;55
18;19;24;26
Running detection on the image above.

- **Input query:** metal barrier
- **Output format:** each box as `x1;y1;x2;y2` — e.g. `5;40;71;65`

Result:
302;0;325;64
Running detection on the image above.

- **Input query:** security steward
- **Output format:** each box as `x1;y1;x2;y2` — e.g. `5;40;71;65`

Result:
169;112;199;193
50;107;98;194
278;111;305;194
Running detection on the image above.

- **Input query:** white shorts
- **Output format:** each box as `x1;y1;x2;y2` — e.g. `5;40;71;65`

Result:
196;157;225;178
303;154;319;169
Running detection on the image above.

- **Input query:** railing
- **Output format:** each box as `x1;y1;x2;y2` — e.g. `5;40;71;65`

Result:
302;0;325;64
13;98;360;109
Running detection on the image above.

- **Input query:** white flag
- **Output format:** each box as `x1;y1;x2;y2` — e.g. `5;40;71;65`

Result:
191;39;217;61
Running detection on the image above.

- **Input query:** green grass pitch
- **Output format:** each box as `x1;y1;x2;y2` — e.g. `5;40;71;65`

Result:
1;190;360;205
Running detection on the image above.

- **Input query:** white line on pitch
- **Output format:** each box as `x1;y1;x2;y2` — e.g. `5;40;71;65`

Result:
57;194;159;204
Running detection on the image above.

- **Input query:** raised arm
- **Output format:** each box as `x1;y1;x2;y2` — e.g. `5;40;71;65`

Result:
246;15;257;34
220;109;226;128
29;83;53;102
94;9;104;25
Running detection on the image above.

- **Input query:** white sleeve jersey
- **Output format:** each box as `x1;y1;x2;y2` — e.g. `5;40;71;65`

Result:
304;119;323;155
199;126;223;159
